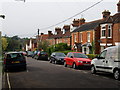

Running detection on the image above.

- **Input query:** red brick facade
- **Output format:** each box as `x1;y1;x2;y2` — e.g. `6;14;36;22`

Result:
47;25;71;46
71;1;120;54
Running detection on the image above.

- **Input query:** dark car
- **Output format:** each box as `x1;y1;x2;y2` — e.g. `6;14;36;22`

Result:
49;52;66;64
26;51;34;57
34;51;48;60
3;52;27;71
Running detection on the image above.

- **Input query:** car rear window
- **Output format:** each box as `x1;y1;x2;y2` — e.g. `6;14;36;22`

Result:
8;53;24;59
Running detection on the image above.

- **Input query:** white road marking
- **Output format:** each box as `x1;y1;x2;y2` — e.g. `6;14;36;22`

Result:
6;73;11;90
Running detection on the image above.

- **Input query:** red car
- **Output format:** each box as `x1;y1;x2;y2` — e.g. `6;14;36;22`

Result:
64;52;91;69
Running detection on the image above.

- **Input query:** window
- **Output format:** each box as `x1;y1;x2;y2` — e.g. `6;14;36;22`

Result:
101;25;106;38
87;32;90;42
59;39;62;43
99;50;107;59
74;34;77;42
108;25;112;38
67;53;73;58
80;33;82;42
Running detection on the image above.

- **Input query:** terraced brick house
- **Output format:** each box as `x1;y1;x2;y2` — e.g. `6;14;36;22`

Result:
47;25;71;46
72;1;120;54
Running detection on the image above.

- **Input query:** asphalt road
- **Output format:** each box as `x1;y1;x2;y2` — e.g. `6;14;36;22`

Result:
2;57;120;89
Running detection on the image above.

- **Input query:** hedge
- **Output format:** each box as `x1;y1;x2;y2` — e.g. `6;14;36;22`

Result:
55;50;75;55
86;54;97;59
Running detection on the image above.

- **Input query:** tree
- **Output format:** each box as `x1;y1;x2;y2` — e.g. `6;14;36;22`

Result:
38;40;50;52
1;37;8;51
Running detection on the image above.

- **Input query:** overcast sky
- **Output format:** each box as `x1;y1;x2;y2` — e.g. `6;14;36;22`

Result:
0;0;119;38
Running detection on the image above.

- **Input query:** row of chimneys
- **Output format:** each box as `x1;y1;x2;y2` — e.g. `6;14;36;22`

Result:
43;1;120;36
47;9;113;36
48;25;70;36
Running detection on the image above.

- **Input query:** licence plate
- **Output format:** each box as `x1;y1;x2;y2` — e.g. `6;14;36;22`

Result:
12;61;20;63
84;64;90;66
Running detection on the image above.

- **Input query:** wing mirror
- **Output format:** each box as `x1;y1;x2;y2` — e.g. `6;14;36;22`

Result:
71;56;73;58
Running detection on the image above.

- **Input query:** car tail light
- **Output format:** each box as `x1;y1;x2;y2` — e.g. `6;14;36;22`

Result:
4;59;6;64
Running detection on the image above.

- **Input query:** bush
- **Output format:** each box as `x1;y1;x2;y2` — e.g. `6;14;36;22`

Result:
47;43;71;56
86;54;97;59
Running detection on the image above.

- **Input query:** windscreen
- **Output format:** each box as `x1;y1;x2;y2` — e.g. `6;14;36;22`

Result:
56;53;66;57
73;53;88;58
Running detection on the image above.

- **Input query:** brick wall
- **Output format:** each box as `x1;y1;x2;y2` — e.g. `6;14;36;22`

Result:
113;23;120;45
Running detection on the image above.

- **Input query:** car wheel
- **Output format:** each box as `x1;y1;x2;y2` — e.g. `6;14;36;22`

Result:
114;70;120;80
91;65;96;74
64;61;67;67
4;68;7;72
23;66;27;71
49;59;52;63
73;63;77;69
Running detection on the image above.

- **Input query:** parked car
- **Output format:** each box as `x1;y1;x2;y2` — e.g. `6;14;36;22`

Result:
91;45;120;80
49;52;66;64
64;52;91;69
32;50;39;58
26;51;34;57
34;51;48;60
19;51;27;56
3;52;27;71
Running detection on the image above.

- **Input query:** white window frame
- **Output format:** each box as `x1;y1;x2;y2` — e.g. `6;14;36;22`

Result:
80;32;83;42
87;32;90;42
107;24;112;38
101;24;106;39
74;34;77;42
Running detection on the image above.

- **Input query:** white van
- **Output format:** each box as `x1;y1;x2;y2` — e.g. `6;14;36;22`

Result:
91;45;120;80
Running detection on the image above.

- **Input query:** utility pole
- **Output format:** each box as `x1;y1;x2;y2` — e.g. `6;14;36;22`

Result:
38;29;40;41
37;29;40;50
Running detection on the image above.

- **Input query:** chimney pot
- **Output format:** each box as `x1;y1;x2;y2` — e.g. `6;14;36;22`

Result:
102;10;111;18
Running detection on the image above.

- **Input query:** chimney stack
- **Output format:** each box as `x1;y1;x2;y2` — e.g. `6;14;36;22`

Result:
102;10;111;19
41;33;44;35
48;31;53;36
55;27;62;35
79;18;85;25
63;25;70;34
117;0;120;12
72;19;80;27
72;18;85;27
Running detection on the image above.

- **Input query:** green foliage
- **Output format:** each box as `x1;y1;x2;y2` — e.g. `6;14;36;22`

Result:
3;35;28;51
38;40;50;52
86;54;97;59
1;37;8;51
91;41;95;54
47;43;71;56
